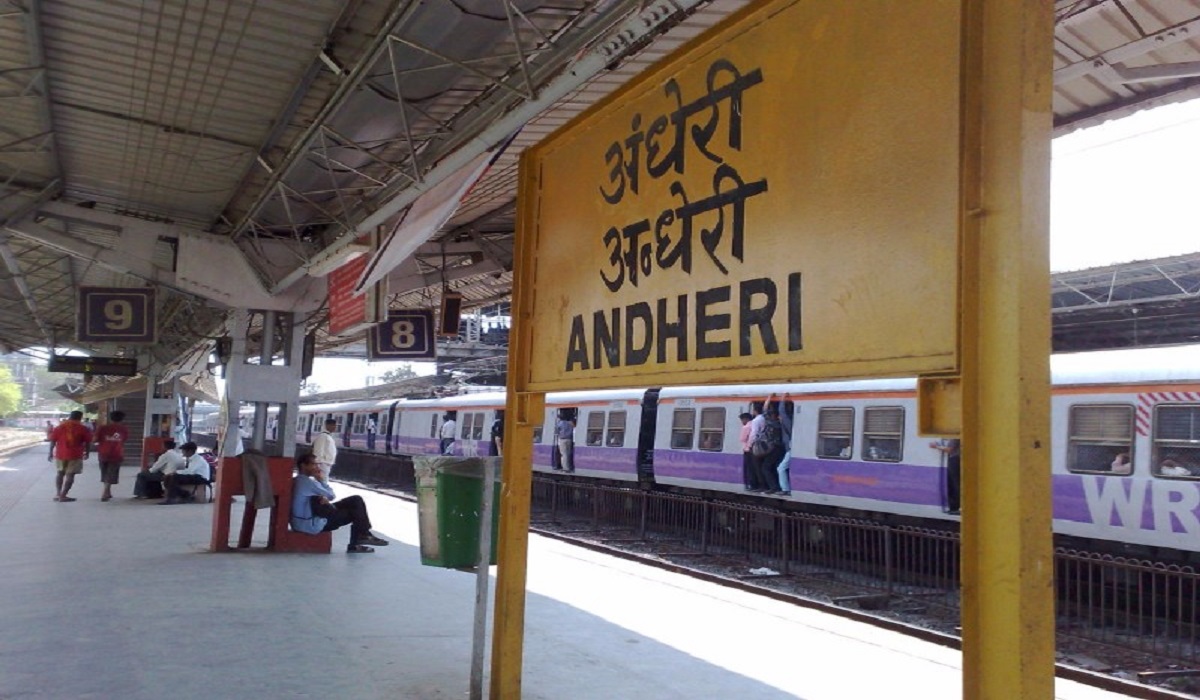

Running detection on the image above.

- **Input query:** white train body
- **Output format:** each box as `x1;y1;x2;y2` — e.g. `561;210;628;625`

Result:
197;346;1200;556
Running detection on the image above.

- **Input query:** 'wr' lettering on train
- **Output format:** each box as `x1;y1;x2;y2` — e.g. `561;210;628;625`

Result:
1082;477;1200;535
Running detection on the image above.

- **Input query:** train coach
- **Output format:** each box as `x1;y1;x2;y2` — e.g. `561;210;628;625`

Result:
477;346;1200;559
293;392;508;459
201;346;1200;560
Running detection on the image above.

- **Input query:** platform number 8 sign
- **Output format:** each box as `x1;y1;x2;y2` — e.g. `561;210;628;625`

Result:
368;310;436;360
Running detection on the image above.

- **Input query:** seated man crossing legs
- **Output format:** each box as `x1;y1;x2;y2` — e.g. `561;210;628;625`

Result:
290;453;389;553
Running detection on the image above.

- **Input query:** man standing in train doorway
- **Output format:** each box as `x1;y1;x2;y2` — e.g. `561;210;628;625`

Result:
440;412;457;455
931;438;961;514
555;412;575;473
365;415;378;451
312;418;339;479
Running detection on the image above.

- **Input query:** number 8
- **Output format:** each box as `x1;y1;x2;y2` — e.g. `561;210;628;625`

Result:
391;321;416;349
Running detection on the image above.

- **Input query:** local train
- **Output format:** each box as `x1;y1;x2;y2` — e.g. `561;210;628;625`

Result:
200;346;1200;558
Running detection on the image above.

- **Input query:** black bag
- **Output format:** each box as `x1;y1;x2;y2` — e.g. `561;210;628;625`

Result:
752;419;783;457
310;495;338;519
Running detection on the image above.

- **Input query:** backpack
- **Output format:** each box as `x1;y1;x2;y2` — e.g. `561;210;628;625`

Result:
751;419;782;457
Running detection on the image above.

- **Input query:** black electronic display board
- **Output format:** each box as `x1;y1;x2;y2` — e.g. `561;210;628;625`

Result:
48;355;138;377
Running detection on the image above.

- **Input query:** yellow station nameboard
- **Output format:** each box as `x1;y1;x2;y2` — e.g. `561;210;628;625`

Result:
520;0;963;391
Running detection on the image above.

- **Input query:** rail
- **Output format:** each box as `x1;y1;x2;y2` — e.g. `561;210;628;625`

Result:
531;476;1200;669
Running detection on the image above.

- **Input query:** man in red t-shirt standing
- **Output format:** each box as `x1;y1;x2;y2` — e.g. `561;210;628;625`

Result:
94;410;130;502
49;410;92;502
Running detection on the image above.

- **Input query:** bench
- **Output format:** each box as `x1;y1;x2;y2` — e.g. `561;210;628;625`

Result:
209;455;331;553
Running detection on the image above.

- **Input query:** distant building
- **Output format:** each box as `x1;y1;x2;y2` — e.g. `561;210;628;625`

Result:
1;354;41;409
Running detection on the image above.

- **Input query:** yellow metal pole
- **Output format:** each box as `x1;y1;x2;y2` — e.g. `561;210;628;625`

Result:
959;1;1054;698
490;152;545;699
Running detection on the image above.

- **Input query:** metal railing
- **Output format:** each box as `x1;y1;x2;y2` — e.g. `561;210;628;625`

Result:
1057;549;1200;664
531;477;1200;666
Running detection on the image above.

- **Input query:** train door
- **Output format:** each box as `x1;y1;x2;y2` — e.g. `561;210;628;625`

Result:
385;404;401;455
343;412;354;448
366;411;380;451
636;389;660;485
551;407;578;469
490;409;504;456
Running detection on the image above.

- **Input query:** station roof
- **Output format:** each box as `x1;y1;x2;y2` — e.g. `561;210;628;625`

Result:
2;0;1199;386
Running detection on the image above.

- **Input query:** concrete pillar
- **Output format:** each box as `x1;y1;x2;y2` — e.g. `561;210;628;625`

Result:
221;308;305;458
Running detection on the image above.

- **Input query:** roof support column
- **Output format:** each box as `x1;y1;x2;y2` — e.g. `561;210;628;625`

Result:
959;1;1054;698
219;309;305;460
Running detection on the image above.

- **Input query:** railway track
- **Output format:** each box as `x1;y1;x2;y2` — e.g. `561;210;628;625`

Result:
527;512;1198;700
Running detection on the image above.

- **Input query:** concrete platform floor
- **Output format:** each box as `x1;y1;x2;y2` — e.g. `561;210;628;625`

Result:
0;443;1138;699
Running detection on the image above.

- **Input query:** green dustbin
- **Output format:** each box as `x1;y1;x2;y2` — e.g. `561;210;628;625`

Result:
415;456;502;568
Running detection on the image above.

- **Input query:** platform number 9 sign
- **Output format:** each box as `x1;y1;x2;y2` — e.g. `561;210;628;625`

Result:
78;287;155;343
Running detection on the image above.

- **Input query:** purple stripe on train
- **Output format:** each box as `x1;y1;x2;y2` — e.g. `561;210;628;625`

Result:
395;436;442;455
532;444;638;474
654;452;945;507
789;458;945;507
653;449;744;483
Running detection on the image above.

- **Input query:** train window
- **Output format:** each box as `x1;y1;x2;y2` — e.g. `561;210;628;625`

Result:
1067;404;1134;475
606;411;626;447
472;413;485;440
698;408;725;451
817;407;854;459
458;413;477;441
533;425;544;443
1153;405;1200;479
295;414;306;431
352;414;366;433
429;414;439;439
586;412;605;446
333;415;345;433
862;407;903;462
671;408;696;449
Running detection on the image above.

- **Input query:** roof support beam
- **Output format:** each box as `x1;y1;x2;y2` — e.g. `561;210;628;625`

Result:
4;217;175;286
387;257;504;294
0;234;52;345
271;0;711;294
1054;16;1200;84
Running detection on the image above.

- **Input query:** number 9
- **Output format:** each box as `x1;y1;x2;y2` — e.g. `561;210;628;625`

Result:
103;300;134;331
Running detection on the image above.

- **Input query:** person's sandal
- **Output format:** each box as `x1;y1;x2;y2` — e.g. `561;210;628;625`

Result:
359;534;389;546
347;544;375;553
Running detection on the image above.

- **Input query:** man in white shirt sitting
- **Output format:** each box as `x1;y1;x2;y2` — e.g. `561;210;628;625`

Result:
161;442;211;505
133;439;183;499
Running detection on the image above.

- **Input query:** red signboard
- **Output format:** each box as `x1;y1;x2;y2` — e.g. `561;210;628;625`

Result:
328;256;369;336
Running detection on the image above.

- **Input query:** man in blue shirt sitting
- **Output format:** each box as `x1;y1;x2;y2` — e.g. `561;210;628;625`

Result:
290;452;389;553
